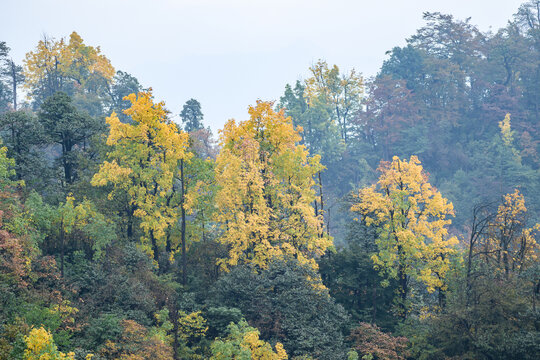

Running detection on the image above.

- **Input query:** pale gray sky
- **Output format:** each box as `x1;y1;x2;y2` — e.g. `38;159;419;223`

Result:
2;0;525;132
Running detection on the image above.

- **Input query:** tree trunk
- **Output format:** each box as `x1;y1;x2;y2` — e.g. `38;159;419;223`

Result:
371;280;377;323
150;229;159;266
60;217;65;277
180;159;187;286
126;205;134;240
10;60;17;111
168;298;180;360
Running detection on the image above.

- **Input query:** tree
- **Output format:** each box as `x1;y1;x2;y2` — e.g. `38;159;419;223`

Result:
214;101;331;271
210;320;288;360
0;110;46;186
23;32;114;109
514;1;540;123
38;92;102;186
358;76;420;161
208;260;349;359
476;189;539;278
348;323;409;360
92;90;190;267
23;327;77;360
178;131;216;285
304;60;363;144
0;42;24;111
180;99;204;132
100;320;173;360
0;42;12;112
106;70;143;123
351;156;458;317
278;80;343;165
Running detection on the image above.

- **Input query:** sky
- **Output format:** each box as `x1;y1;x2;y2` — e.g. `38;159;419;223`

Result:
1;0;526;132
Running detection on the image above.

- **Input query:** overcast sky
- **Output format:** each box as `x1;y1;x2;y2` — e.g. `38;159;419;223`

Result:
2;0;526;132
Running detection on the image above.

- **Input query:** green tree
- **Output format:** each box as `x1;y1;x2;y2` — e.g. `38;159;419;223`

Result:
208;260;349;360
107;70;143;123
180;98;204;133
38;92;102;186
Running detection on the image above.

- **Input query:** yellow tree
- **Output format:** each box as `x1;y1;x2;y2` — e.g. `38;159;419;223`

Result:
210;320;288;360
215;101;331;271
304;60;363;143
23;31;114;102
24;327;79;360
480;189;539;277
351;156;458;317
92;91;190;267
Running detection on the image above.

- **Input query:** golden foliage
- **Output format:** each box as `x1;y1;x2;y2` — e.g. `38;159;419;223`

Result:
351;156;458;293
23;31;114;96
178;310;208;343
304;60;363;142
92;90;190;262
210;320;287;360
481;189;539;275
215;101;331;271
23;327;76;360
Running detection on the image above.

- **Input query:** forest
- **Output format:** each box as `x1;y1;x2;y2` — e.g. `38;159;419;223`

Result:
0;1;539;359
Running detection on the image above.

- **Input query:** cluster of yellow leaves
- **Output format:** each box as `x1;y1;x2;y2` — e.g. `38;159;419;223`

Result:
242;330;288;360
23;31;114;94
304;60;363;142
498;113;521;159
58;32;115;86
59;195;89;234
351;156;458;293
483;189;539;274
92;90;190;261
304;60;363;109
178;310;208;342
215;101;331;271
23;327;86;360
50;300;79;332
0;144;17;188
499;113;514;149
210;320;287;360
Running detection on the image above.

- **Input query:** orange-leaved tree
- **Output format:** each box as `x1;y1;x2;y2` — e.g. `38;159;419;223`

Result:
351;156;458;317
215;101;331;271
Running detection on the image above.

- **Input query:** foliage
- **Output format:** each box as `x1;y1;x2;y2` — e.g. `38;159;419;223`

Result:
3;7;540;360
304;60;363;144
100;319;173;359
215;100;330;270
92;90;190;265
38;92;102;186
208;259;349;360
477;189;539;276
351;156;458;316
210;320;288;360
181;98;205;132
23;32;114;107
23;327;76;360
348;323;409;360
